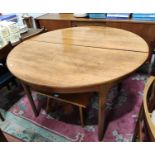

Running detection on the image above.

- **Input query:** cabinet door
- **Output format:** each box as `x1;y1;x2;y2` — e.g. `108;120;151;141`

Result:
36;20;71;31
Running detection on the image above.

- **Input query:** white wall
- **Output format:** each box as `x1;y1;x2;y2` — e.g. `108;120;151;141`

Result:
28;13;45;18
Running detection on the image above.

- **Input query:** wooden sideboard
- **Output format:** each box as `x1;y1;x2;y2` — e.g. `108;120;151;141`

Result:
35;13;155;58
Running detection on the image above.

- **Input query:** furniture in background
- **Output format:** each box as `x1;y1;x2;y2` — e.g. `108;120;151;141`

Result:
0;42;16;91
22;15;34;28
0;28;45;143
20;28;45;41
133;76;155;141
7;26;148;141
0;42;15;121
0;13;18;22
11;28;45;46
45;93;93;127
35;13;155;59
0;28;44;121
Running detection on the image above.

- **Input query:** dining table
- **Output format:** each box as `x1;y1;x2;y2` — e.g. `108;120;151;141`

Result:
6;26;149;141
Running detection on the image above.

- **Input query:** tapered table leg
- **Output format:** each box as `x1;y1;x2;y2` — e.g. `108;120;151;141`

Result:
0;112;4;121
21;82;39;117
79;107;84;127
0;128;7;142
46;97;52;113
98;84;111;141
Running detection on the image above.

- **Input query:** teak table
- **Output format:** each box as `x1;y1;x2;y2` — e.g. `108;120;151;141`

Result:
7;26;149;141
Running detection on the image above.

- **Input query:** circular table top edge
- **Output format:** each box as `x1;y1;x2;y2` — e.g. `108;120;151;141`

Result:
6;26;149;92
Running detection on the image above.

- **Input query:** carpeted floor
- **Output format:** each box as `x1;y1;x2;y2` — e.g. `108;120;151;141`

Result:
0;73;148;142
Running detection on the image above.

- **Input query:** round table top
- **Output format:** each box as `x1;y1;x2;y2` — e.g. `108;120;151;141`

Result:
7;26;149;92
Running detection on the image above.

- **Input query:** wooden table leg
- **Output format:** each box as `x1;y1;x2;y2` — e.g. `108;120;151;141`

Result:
21;82;39;117
46;97;52;113
98;84;111;141
0;112;5;121
79;107;84;127
0;128;7;142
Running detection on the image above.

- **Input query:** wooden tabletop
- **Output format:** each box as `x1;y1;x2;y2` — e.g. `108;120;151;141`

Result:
7;26;149;92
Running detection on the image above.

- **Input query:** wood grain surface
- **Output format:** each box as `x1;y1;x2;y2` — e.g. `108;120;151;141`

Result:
7;27;148;91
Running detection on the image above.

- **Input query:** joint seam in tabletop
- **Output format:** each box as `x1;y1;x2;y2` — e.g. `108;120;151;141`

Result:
25;39;148;54
29;26;149;53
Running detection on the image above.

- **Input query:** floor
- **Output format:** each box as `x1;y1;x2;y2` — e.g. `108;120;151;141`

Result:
0;73;148;141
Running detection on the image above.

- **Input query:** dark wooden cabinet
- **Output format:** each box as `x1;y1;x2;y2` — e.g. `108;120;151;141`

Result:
35;13;155;58
36;20;71;31
106;22;155;48
71;21;106;27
